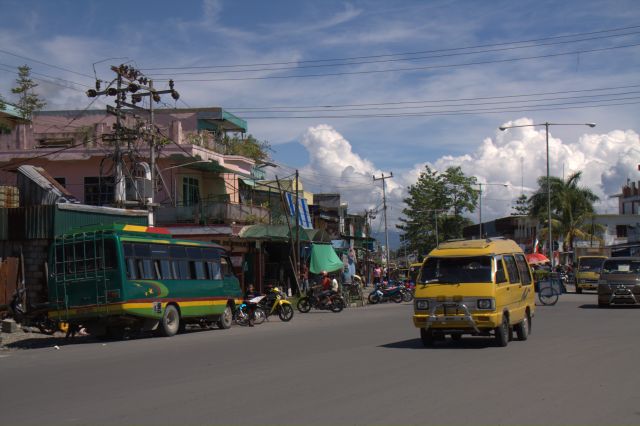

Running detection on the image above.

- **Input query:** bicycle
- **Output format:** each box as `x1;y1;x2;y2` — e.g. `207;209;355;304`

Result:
537;277;561;306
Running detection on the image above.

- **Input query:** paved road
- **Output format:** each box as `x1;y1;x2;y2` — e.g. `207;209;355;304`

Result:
1;293;639;425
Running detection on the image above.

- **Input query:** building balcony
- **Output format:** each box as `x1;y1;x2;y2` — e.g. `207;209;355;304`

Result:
155;201;270;226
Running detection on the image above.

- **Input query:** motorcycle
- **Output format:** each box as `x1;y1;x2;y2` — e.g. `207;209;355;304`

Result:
257;287;294;321
297;289;345;313
367;282;404;304
234;299;266;326
9;286;59;335
399;281;415;302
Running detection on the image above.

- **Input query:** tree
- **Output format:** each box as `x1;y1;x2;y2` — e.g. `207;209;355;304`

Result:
397;165;477;257
529;171;601;251
11;65;46;120
220;134;272;163
511;193;530;216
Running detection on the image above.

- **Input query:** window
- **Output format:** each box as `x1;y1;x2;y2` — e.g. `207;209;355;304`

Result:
54;177;66;188
193;261;208;280
616;225;628;238
504;255;521;283
221;257;232;277
174;260;192;280
84;176;115;206
126;258;138;279
515;254;532;285
183;177;200;206
158;260;173;279
420;256;492;283
495;257;506;283
207;260;222;280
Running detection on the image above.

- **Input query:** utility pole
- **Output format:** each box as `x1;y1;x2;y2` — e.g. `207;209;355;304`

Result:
373;172;393;274
87;65;179;224
295;169;300;286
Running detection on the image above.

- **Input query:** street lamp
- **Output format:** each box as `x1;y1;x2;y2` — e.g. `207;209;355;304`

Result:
499;122;595;267
477;182;509;239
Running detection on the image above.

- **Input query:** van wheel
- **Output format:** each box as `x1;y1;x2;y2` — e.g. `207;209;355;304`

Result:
514;312;531;341
158;305;180;337
217;305;233;329
420;328;435;347
494;315;509;347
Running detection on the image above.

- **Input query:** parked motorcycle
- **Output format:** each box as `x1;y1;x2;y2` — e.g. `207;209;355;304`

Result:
297;290;345;313
9;286;59;335
258;287;294;321
234;299;266;326
367;282;404;304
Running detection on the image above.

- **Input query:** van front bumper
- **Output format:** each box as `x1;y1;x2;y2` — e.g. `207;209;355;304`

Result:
413;302;499;332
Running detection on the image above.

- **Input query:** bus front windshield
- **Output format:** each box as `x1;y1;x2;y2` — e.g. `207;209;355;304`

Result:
578;258;605;272
420;256;493;284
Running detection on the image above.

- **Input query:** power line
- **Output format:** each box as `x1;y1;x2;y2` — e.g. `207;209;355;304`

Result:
231;98;640;120
0;48;94;79
225;83;640;111
155;42;640;83
141;24;640;71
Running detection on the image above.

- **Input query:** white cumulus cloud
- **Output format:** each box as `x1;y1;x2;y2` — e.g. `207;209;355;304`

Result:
296;119;640;227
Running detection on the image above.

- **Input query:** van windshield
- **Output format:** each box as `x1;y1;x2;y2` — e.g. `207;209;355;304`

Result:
578;258;605;272
602;259;640;274
420;256;492;284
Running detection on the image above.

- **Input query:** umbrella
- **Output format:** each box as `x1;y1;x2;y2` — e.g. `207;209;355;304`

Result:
526;252;550;265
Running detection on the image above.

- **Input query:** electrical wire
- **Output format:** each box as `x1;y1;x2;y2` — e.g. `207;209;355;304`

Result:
154;42;640;83
141;24;640;71
0;48;95;79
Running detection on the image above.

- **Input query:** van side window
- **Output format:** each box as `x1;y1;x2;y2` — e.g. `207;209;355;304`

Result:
515;254;533;285
504;255;520;283
221;257;233;277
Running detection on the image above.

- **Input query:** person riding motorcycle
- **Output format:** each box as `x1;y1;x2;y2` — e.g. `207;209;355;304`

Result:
243;284;261;326
317;271;335;306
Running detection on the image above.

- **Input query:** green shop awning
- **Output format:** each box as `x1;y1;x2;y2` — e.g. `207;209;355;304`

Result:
310;243;344;274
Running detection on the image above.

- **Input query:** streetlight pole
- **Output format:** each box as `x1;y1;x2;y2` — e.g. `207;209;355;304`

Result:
499;122;595;267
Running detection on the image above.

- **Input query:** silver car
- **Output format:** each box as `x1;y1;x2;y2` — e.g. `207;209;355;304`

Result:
598;257;640;308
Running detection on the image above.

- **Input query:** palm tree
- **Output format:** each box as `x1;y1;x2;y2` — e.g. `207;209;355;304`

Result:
529;171;602;252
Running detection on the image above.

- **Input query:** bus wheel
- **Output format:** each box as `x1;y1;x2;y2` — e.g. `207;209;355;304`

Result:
158;305;180;337
217;305;233;329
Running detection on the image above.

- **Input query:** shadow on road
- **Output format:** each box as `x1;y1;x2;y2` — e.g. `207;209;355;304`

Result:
380;338;496;350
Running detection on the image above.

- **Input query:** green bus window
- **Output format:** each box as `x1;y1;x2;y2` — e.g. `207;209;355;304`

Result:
55;245;64;275
193;261;207;280
221;257;233;277
504;255;521;283
202;248;219;261
207;260;222;280
150;244;169;258
158;259;173;279
123;243;134;257
85;240;96;272
134;244;151;257
126;258;138;279
175;260;191;280
74;242;85;274
186;247;202;259
515;254;532;285
102;239;116;269
170;246;186;259
137;259;156;280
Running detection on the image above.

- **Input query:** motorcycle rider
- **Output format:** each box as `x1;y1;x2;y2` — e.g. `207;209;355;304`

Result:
243;284;261;326
318;271;334;307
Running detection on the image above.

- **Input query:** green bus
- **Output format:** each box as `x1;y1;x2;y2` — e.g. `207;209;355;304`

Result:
48;224;243;338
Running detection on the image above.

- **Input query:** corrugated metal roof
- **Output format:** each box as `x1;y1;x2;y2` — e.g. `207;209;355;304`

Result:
17;165;78;206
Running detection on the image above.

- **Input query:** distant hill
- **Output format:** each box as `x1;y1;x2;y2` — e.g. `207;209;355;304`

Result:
372;229;401;251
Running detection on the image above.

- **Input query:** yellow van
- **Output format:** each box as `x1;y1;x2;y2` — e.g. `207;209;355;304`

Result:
412;238;536;347
575;256;607;293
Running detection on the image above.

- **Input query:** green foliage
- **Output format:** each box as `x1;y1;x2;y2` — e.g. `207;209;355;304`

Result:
11;65;46;120
397;165;477;257
529;171;601;250
220;134;272;163
511;193;530;216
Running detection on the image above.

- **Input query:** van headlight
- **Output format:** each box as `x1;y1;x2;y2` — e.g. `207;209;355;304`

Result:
477;299;495;310
415;299;429;310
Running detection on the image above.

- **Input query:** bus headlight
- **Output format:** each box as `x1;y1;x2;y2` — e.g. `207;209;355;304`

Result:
415;299;429;310
477;299;495;310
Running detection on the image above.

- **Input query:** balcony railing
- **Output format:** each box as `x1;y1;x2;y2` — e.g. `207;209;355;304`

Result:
155;201;270;225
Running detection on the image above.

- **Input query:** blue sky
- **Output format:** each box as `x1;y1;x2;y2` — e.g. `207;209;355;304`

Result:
1;0;640;233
